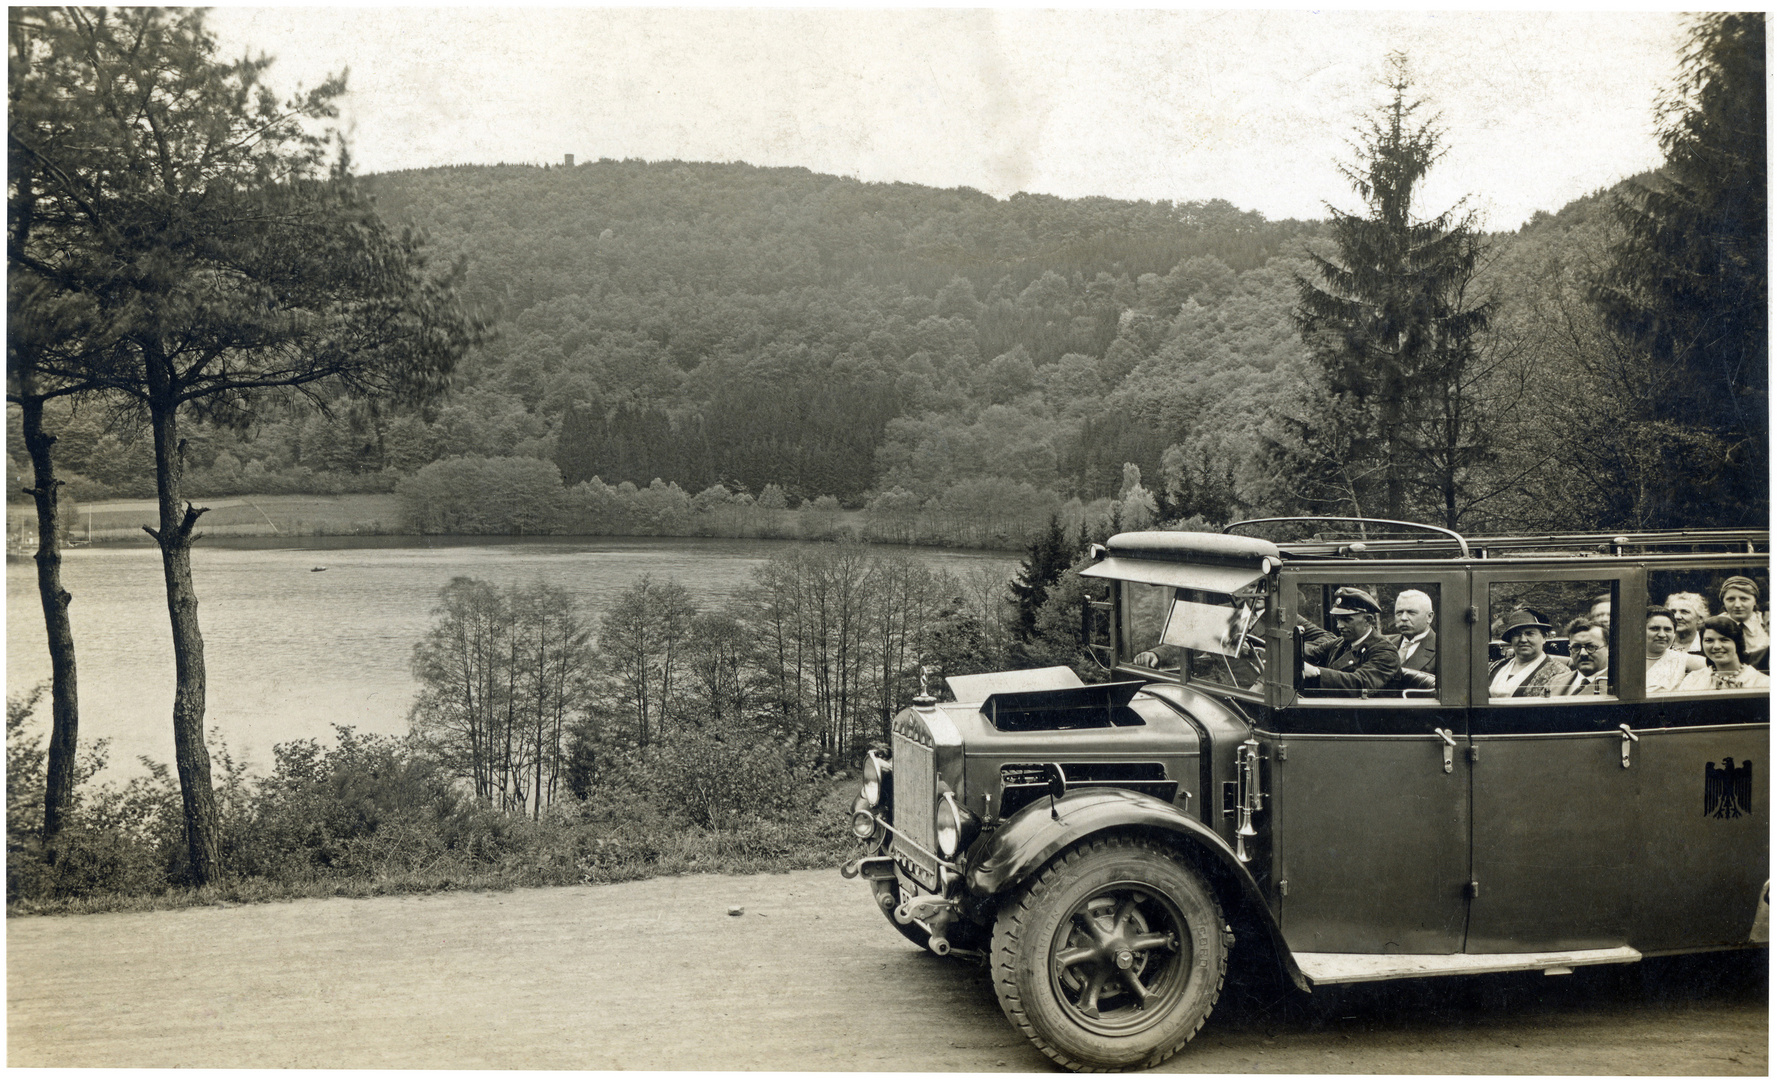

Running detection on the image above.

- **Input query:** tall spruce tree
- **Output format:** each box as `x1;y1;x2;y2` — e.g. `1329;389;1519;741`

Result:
1292;54;1495;526
1592;13;1766;527
1010;514;1079;642
9;8;475;883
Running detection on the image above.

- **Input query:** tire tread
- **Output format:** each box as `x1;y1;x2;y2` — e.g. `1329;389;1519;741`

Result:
990;835;1227;1072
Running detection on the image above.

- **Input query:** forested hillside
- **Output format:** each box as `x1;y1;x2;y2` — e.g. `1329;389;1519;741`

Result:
371;159;1331;513
10;152;1758;541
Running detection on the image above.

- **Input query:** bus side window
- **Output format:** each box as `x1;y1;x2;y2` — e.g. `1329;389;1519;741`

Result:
1649;568;1772;692
1486;581;1615;701
1294;582;1440;699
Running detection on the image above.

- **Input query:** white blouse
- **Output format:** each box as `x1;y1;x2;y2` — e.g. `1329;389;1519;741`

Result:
1673;665;1770;692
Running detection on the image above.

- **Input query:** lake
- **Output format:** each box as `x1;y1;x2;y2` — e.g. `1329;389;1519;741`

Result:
6;536;1019;780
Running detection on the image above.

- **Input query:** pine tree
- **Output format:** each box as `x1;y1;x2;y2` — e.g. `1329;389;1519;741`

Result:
9;8;476;883
1010;515;1079;641
1592;13;1766;527
1292;54;1495;526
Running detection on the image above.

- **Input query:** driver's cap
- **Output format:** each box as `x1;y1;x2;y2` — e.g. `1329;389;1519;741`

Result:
1328;587;1381;616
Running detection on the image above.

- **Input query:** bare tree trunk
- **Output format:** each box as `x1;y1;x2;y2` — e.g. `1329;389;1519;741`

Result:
146;389;221;885
18;394;80;853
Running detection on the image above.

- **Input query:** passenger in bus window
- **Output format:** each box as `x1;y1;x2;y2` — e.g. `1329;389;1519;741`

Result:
1665;592;1708;654
1390;589;1437;684
1299;588;1401;693
1674;615;1771;692
1487;610;1569;698
1646;605;1705;693
1545;619;1610;696
1718;577;1769;672
1587;593;1612;633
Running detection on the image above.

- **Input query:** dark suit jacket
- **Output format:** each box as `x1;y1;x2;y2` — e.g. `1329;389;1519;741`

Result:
1542;666;1611;697
1303;627;1402;692
1392;629;1437;674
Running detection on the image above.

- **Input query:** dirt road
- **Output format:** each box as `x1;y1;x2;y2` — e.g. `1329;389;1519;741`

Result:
8;869;1766;1072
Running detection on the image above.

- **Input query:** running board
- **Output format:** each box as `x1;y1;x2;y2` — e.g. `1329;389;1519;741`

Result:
1294;945;1642;985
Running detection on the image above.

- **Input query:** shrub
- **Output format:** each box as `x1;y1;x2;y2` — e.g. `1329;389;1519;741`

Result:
242;727;477;878
644;730;813;830
8;688;188;902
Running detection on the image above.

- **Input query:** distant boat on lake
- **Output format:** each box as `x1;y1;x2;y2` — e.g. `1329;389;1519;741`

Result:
310;566;327;572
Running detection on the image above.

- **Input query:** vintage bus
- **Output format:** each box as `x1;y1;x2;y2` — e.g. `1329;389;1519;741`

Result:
842;519;1768;1071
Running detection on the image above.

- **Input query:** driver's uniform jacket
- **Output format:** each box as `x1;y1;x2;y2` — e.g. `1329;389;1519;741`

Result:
1302;626;1402;692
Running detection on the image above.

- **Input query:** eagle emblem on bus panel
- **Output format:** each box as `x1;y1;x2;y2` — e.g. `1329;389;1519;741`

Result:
1704;758;1754;819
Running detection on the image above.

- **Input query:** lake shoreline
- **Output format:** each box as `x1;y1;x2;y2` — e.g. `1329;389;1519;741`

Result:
6;493;1031;553
8;535;1023;788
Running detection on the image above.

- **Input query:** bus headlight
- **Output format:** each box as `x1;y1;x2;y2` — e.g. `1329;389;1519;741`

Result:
861;751;888;808
935;791;977;858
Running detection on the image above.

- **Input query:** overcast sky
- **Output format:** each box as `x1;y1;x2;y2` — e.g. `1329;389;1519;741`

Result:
204;7;1689;230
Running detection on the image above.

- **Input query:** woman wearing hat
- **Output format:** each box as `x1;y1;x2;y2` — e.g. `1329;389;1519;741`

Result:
1488;609;1570;698
1673;615;1770;692
1718;576;1769;672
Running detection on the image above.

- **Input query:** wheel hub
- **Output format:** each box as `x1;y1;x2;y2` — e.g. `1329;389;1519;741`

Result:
1051;888;1189;1032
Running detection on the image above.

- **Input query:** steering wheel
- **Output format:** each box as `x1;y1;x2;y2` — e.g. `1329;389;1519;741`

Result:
1239;633;1266;670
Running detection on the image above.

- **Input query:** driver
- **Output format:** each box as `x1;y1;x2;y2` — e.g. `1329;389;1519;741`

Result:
1300;587;1401;693
1132;588;1266;682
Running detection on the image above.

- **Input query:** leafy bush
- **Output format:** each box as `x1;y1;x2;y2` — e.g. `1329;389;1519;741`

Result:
242;727;480;878
8;689;855;914
8;687;186;902
643;729;826;830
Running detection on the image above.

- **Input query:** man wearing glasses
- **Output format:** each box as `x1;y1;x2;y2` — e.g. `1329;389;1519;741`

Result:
1548;619;1611;696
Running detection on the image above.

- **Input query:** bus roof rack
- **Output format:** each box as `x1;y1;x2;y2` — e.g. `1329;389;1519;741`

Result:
1226;517;1470;558
1224;518;1768;561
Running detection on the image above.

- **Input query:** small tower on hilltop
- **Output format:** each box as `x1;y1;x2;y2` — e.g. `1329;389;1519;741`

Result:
563;153;575;167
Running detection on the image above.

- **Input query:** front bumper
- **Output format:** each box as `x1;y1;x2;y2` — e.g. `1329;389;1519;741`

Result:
842;811;972;956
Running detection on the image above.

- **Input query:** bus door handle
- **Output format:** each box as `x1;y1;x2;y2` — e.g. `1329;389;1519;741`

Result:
1435;728;1456;774
1619;724;1639;769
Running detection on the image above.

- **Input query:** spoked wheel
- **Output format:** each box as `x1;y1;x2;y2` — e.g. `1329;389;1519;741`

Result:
1051;889;1192;1034
992;836;1227;1071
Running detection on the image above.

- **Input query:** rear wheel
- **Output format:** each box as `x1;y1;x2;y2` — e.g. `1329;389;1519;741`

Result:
991;835;1227;1072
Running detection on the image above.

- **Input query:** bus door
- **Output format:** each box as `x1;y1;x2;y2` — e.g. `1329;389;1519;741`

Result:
1630;563;1772;951
1269;569;1470;955
1466;568;1642;952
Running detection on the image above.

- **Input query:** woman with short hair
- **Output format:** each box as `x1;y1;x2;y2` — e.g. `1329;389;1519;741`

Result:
1664;592;1708;653
1645;605;1703;693
1718;576;1769;671
1673;615;1771;692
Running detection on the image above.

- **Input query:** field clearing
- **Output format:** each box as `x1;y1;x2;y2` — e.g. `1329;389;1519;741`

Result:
8;493;404;542
7;494;879;545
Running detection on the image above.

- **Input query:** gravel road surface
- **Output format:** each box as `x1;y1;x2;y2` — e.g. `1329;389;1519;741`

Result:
8;869;1767;1072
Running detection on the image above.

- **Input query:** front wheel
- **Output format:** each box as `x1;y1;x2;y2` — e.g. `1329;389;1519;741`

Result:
991;836;1227;1071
